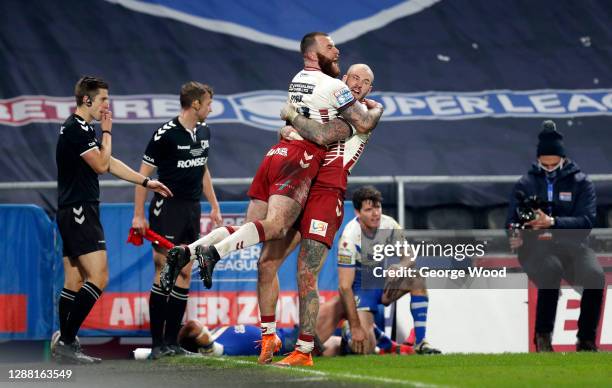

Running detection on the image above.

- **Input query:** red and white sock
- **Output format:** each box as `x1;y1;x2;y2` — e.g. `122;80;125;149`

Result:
295;333;314;354
188;226;237;253
214;221;265;258
260;314;276;335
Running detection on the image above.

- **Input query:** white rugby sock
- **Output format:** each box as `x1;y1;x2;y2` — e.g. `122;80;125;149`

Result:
260;314;276;335
188;226;234;254
296;333;314;354
213;221;265;259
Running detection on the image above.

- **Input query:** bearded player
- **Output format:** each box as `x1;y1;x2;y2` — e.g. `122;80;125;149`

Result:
161;36;381;287
162;33;383;366
253;63;381;366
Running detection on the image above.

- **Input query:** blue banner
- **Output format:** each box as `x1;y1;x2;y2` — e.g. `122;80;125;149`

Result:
0;205;57;340
1;202;353;338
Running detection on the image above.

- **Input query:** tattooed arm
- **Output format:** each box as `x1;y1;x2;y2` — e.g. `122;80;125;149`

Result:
280;104;351;146
339;98;384;134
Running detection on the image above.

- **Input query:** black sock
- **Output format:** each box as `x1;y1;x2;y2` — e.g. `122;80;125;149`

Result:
164;285;189;345
59;288;77;338
149;283;169;348
61;282;102;344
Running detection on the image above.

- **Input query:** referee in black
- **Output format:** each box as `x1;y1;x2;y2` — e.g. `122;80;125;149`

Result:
131;81;221;359
53;76;172;364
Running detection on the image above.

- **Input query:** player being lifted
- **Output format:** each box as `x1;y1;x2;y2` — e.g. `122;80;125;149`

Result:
252;63;381;366
161;33;383;366
160;38;381;288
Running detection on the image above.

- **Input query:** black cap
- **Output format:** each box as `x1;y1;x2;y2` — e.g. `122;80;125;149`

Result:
537;120;565;157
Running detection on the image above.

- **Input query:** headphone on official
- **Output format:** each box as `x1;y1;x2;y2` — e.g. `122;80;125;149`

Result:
85;96;93;107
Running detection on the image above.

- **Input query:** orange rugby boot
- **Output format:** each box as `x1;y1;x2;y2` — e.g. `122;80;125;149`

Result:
256;334;282;364
273;350;313;367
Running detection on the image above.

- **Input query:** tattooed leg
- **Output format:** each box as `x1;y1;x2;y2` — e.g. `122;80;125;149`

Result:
297;239;329;336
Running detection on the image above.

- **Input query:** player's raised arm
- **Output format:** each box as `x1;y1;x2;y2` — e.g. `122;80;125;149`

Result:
339;98;384;134
281;103;352;146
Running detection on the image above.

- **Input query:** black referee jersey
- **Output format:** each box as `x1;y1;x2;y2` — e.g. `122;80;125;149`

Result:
56;114;101;208
142;117;210;200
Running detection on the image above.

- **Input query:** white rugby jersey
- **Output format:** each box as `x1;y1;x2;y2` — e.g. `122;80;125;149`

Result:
317;102;371;191
337;214;404;290
288;68;355;124
337;214;403;267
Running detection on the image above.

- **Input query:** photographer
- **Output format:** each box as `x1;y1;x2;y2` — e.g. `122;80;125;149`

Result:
507;120;604;352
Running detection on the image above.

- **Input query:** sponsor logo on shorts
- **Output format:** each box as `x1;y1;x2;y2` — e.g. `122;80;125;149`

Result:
299;151;313;168
309;219;328;237
266;147;288;157
153;199;164;216
275;179;294;191
73;206;85;224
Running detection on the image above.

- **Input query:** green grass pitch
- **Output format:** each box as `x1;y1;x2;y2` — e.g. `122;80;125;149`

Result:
169;352;612;387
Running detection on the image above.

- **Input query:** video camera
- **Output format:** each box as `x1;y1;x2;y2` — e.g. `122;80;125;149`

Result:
509;191;551;230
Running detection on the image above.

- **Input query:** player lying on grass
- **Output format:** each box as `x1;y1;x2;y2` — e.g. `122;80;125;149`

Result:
140;319;411;358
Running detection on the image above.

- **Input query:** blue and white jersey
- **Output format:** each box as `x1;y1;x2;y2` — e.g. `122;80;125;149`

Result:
337;214;404;291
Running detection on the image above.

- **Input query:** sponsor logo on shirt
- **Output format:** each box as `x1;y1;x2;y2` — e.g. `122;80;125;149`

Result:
334;88;354;106
288;82;314;94
337;252;353;265
177;157;207;168
266;147;288;157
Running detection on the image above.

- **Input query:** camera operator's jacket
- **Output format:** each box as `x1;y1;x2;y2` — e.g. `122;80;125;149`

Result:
506;160;596;230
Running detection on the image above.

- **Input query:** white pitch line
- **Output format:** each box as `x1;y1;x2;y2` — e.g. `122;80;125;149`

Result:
207;356;447;388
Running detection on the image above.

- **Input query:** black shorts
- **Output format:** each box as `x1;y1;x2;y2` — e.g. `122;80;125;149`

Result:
149;194;200;246
57;202;106;258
